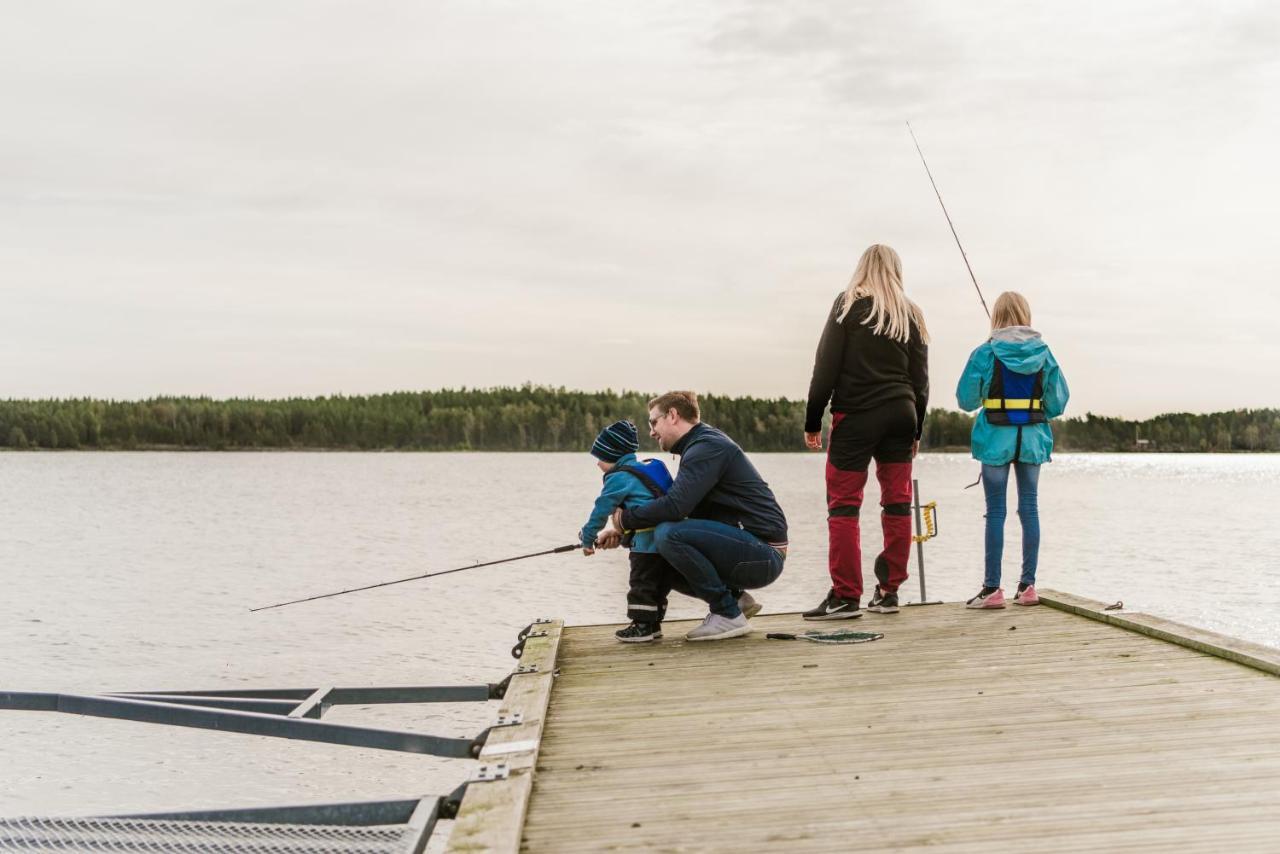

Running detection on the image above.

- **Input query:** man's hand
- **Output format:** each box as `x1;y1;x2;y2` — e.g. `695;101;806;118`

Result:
595;529;622;550
804;431;823;451
610;507;624;532
912;439;920;459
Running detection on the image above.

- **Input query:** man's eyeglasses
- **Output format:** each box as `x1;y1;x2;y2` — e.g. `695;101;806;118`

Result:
647;411;668;428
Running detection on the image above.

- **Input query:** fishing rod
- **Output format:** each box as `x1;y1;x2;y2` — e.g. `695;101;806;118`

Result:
250;543;579;612
906;121;991;319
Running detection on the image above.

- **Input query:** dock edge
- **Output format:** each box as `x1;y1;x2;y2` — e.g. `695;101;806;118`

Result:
445;619;563;853
1040;589;1280;677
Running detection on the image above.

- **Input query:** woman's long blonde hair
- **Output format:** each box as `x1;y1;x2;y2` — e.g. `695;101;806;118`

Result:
836;244;929;343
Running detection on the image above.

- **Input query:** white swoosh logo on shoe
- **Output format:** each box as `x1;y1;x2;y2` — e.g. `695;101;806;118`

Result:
825;604;847;614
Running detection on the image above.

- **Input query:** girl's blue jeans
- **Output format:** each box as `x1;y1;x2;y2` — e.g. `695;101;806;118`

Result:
981;462;1040;589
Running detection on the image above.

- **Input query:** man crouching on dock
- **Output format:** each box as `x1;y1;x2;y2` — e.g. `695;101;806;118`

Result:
608;391;788;642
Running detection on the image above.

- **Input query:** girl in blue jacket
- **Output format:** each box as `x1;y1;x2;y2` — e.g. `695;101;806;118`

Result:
955;292;1069;609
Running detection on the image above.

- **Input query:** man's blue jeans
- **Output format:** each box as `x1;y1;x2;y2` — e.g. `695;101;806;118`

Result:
981;462;1041;589
653;519;785;617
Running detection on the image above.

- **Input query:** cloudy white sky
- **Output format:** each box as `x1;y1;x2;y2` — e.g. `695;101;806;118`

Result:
4;1;1278;417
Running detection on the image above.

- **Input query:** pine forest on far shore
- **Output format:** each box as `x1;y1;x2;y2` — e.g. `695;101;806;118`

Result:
2;386;1277;453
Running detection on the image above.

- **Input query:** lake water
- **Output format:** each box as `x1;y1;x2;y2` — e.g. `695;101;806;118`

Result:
1;451;1277;818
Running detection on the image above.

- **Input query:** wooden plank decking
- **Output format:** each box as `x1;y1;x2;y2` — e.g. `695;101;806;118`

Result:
517;594;1280;852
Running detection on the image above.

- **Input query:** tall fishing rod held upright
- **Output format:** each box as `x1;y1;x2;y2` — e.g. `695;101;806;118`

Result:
906;121;991;319
250;544;579;612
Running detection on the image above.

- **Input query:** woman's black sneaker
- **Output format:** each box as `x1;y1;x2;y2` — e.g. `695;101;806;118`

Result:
615;621;662;643
803;590;861;620
867;587;900;614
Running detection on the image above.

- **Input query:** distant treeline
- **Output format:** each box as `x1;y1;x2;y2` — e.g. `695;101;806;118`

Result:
1;387;1277;452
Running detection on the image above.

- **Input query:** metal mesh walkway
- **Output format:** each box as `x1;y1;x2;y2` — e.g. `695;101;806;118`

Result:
0;816;410;853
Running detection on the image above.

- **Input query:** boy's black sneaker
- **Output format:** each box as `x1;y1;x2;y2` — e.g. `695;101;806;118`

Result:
803;590;861;621
615;621;662;643
867;587;900;614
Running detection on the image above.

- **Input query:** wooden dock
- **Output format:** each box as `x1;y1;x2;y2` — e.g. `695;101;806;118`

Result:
448;593;1280;852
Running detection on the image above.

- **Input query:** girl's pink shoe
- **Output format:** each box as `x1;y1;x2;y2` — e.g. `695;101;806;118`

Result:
966;588;1005;609
1013;585;1040;606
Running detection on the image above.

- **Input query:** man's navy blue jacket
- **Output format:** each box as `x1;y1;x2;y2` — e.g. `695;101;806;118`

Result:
619;423;788;545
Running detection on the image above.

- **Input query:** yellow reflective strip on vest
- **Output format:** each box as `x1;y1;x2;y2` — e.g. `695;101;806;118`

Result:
983;399;1042;410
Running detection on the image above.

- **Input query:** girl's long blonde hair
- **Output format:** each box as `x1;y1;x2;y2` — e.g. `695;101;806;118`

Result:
836;244;929;344
990;291;1031;330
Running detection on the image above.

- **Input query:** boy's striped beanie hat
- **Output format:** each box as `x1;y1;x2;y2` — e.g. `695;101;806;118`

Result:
591;420;639;463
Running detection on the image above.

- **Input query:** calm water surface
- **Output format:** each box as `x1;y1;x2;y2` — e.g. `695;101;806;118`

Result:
2;452;1277;816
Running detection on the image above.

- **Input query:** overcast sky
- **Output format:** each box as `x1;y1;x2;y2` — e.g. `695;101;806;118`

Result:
4;1;1278;417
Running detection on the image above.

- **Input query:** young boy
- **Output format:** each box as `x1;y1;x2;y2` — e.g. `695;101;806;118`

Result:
579;419;677;643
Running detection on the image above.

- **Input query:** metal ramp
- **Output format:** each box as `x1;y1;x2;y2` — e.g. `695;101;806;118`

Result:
1;620;563;853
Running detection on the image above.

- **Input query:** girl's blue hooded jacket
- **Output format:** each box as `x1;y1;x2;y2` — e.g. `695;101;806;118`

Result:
955;326;1070;466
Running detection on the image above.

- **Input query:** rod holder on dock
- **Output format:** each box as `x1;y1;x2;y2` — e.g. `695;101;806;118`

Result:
907;478;943;606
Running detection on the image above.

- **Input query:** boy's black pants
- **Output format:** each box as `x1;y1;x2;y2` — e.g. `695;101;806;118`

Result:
627;551;684;624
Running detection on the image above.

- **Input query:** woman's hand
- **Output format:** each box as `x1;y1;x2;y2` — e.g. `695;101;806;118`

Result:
804;431;823;451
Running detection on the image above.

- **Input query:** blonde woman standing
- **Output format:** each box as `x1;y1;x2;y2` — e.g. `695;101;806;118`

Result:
955;291;1069;609
803;244;930;619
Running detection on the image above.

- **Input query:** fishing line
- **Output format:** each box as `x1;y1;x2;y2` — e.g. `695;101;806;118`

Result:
251;544;578;612
907;121;991;319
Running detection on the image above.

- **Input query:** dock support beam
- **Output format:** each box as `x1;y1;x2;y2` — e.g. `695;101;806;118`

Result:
0;675;526;758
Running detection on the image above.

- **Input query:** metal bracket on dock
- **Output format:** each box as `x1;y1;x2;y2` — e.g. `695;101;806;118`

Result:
512;624;552;659
438;783;470;821
465;713;525;757
473;764;510;783
516;620;552;641
488;674;514;700
515;663;540;674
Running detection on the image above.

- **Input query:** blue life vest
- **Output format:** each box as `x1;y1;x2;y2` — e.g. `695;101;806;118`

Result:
983;360;1047;427
603;457;673;498
604;458;672;547
983;359;1047;464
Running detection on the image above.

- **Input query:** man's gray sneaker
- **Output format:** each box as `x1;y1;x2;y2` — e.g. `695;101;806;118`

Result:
737;591;763;619
686;612;752;641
